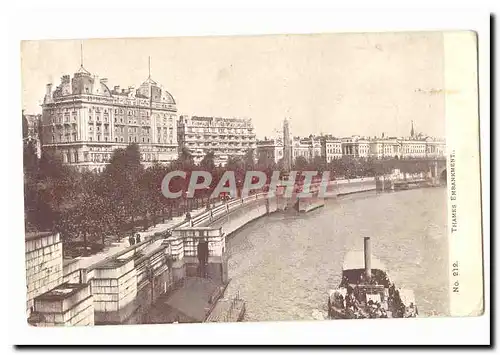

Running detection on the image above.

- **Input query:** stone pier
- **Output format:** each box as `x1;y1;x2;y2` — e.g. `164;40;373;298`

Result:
90;256;138;324
26;232;95;326
32;283;94;326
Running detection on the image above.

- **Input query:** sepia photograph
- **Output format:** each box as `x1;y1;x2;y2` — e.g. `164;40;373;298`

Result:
20;30;483;330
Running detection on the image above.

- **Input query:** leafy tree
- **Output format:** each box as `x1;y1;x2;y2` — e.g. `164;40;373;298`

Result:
243;149;255;171
23;140;38;178
226;156;242;171
293;156;308;172
226;156;245;197
310;155;326;173
140;163;168;228
257;152;274;170
200;151;216;172
101;143;144;238
24;151;78;232
176;147;195;170
22;112;29;139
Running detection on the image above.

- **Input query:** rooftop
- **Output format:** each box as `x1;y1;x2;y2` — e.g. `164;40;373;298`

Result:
45;64;176;105
35;283;87;301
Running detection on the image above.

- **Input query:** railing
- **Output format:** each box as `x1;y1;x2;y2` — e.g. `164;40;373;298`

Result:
88;192;270;270
181;192;268;228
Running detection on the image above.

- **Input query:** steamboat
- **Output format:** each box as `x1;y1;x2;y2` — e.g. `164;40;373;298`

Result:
327;237;418;319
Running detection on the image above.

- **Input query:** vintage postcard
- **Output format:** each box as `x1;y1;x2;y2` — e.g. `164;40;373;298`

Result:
21;31;483;329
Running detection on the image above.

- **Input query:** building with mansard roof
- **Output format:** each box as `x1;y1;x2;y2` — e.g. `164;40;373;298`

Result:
41;63;179;172
177;115;256;166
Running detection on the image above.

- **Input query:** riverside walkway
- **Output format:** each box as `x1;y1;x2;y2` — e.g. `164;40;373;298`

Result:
63;202;225;276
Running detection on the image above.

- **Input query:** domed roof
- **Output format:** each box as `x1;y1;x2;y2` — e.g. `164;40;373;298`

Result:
162;89;176;104
138;76;176;105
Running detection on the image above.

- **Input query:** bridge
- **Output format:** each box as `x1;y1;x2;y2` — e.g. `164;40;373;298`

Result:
373;157;447;183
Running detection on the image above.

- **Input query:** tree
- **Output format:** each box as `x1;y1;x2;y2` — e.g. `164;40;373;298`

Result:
200;151;216;172
22;112;29;139
226;156;245;197
293;156;308;172
243;149;255;171
176;147;195;170
23;141;38;177
310;155;326;173
57;189;109;255
256;153;277;184
140;163;169;228
226;156;243;171
257;152;272;170
101;143;144;239
24;151;79;233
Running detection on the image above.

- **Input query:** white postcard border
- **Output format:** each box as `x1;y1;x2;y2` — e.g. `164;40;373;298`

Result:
444;32;485;317
5;4;490;346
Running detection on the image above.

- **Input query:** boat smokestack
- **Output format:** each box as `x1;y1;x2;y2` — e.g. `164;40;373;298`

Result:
364;237;372;282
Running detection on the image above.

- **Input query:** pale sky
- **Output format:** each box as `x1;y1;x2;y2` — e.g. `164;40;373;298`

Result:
21;32;445;139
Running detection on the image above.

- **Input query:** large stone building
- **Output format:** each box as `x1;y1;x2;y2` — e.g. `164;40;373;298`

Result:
341;136;371;158
320;136;342;163
41;64;179;172
369;137;402;159
291;136;322;162
177;115;257;166
398;137;447;159
424;138;447;158
368;135;446;159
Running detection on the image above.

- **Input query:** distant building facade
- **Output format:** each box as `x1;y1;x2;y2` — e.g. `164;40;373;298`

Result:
320;136;342;163
341;136;370;158
425;138;447;158
41;65;179;172
177;115;257;166
256;138;283;165
23;112;42;158
369;138;401;159
398;137;447;159
292;136;322;162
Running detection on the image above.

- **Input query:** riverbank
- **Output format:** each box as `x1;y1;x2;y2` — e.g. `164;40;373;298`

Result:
223;186;448;322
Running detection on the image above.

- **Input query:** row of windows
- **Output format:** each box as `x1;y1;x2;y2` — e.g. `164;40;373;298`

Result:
186;127;252;134
294;151;321;157
403;147;426;153
187;121;252;128
52;134;77;143
88;107;175;119
47;107;175;119
63;148;176;165
85;135;175;144
88;127;173;137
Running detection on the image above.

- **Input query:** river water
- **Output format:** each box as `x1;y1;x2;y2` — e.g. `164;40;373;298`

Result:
224;187;449;321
